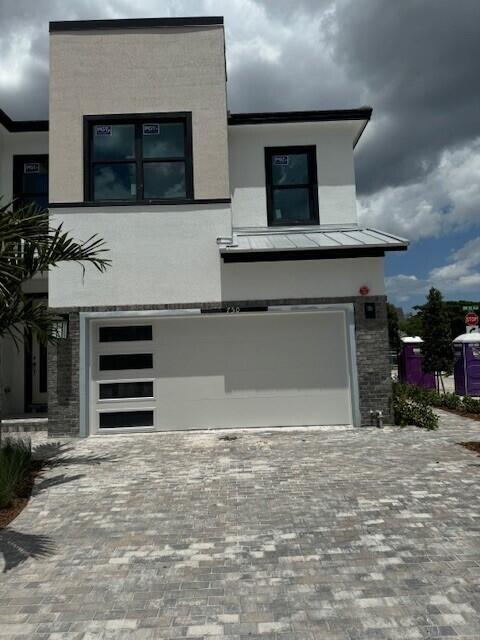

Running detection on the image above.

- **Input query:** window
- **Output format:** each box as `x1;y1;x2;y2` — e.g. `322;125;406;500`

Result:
85;114;193;202
99;381;154;400
265;146;319;226
99;353;153;371
13;155;49;210
99;410;154;429
99;325;152;342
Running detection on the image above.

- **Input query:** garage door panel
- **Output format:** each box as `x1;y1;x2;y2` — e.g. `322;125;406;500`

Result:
158;392;349;430
91;311;352;432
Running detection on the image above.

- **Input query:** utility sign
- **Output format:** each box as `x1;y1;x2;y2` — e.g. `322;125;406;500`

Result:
143;123;160;135
95;125;112;136
273;155;289;166
24;162;40;174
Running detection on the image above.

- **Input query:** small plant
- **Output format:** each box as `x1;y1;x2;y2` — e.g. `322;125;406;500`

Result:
0;437;32;509
462;396;480;414
393;395;439;430
393;381;480;420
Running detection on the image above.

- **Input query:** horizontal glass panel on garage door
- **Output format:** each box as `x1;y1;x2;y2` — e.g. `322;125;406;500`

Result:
99;380;154;400
99;410;154;430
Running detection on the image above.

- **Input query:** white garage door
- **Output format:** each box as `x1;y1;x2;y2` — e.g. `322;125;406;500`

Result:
89;311;352;433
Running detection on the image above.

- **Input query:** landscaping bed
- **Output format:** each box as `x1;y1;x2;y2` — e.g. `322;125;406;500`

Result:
0;437;44;529
458;441;480;455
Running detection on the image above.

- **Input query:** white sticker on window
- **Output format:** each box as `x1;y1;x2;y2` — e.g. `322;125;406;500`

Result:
143;123;160;136
131;183;136;196
24;162;40;174
273;155;289;166
95;125;112;136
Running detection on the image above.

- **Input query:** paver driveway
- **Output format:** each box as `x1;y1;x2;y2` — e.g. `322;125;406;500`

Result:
1;411;479;640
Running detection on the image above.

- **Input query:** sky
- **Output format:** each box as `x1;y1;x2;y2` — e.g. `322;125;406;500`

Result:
0;0;479;311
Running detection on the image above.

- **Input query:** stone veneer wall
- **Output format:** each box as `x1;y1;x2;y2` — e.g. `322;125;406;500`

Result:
353;296;392;424
48;312;80;437
47;296;391;436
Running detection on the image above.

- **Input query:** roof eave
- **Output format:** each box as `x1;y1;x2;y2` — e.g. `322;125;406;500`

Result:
0;109;48;133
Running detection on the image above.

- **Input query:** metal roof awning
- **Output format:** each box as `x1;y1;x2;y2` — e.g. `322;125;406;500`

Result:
218;227;409;262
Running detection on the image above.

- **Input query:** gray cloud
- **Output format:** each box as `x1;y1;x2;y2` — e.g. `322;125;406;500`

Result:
333;0;480;195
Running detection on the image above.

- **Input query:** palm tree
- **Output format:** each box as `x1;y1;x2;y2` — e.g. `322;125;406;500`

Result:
0;199;110;442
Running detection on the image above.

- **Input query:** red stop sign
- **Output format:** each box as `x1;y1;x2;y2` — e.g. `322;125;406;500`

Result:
465;312;479;326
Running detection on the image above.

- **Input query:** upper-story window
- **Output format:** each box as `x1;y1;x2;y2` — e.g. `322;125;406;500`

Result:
265;146;319;226
85;113;193;202
13;155;49;210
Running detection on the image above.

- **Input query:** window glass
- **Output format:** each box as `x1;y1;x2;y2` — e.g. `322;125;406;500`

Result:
99;381;153;399
143;162;186;199
99;325;152;342
99;410;154;429
271;154;309;185
143;122;185;159
272;188;311;223
99;353;153;371
93;163;136;200
89;116;192;202
22;161;48;193
92;124;135;161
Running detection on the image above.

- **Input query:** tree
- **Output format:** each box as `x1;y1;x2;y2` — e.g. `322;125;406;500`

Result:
0;200;110;442
387;303;401;355
421;287;453;392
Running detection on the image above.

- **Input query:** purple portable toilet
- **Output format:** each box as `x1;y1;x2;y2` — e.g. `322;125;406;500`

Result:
398;336;436;389
453;333;480;396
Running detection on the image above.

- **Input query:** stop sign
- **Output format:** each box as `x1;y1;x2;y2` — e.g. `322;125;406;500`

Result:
465;311;479;326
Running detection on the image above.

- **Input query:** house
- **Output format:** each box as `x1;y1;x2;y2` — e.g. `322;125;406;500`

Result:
0;16;408;436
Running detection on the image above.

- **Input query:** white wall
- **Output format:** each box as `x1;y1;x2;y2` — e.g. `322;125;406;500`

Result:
49;204;232;308
228;120;360;228
0;128;48;202
49;201;384;307
221;257;385;301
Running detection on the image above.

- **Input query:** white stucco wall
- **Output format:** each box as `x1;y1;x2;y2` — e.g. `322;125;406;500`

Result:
228;121;360;228
49;204;233;308
49;201;385;308
0;128;48;202
221;257;385;301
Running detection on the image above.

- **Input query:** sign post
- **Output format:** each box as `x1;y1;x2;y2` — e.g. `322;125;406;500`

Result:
465;311;479;334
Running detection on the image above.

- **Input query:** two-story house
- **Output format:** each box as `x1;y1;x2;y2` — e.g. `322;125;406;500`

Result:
1;16;407;436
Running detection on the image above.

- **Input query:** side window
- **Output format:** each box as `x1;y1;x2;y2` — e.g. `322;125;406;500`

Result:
13;155;49;210
265;146;319;226
86;115;193;203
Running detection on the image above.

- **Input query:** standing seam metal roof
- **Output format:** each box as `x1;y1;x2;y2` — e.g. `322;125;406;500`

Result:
218;227;409;254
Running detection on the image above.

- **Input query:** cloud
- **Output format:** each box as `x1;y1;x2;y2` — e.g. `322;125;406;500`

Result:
358;138;480;240
386;236;480;305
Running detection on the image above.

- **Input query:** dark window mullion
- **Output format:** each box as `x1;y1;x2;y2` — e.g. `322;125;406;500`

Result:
135;122;143;200
272;183;311;190
143;157;186;164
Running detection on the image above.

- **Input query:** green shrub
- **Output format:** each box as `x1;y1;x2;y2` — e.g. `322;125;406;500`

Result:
393;381;480;420
393;395;439;430
461;395;480;414
0;437;32;509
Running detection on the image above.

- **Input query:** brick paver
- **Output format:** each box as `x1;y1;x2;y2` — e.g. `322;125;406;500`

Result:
1;410;479;639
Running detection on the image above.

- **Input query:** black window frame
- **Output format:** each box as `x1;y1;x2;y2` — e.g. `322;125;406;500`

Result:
13;154;49;210
84;112;194;204
264;145;319;227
